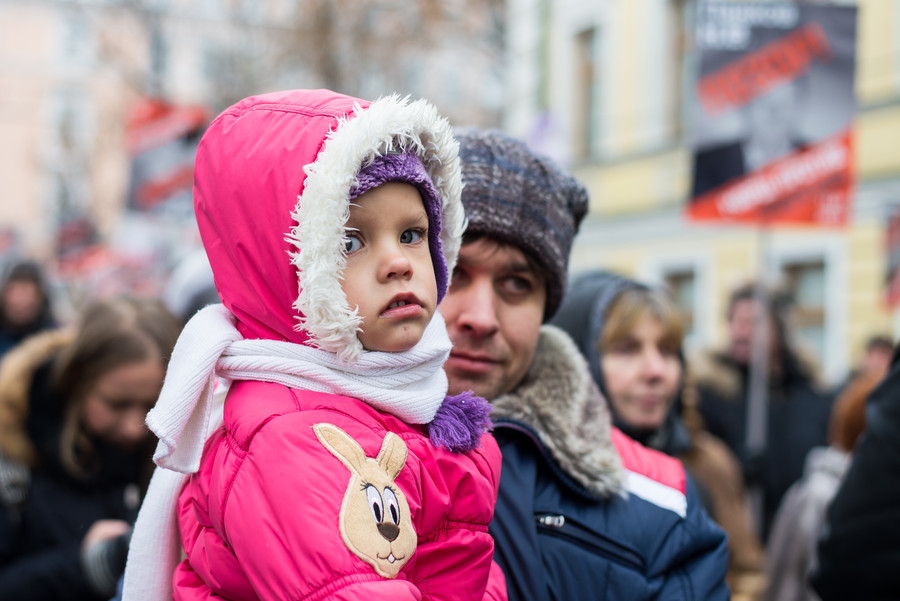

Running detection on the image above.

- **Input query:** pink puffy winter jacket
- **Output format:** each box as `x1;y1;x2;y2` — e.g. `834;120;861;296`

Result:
174;381;502;599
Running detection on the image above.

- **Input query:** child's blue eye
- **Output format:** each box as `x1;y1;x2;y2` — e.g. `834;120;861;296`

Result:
344;235;362;253
400;229;423;244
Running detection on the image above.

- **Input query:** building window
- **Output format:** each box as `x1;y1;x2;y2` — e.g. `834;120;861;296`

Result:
59;13;93;68
664;268;697;342
781;259;827;366
666;0;688;142
573;27;598;160
150;27;168;93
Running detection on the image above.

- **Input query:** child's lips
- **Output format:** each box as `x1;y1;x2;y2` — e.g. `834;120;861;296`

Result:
380;294;424;318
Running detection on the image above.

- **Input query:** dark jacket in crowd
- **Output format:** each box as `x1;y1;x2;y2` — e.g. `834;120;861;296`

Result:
0;331;148;600
692;349;833;540
811;345;900;600
489;325;729;601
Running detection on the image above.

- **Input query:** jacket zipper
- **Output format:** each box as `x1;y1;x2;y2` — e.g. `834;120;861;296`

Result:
535;513;646;572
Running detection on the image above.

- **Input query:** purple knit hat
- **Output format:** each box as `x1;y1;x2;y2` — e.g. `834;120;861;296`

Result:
350;151;449;302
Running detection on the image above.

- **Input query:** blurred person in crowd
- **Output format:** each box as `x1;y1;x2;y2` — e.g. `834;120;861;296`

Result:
811;343;900;599
0;259;58;359
441;128;729;601
692;281;833;541
161;247;220;324
0;295;181;600
763;367;875;601
124;90;501;601
857;334;893;379
552;270;766;600
832;334;893;397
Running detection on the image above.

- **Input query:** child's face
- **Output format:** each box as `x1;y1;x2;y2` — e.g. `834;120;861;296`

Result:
343;182;438;353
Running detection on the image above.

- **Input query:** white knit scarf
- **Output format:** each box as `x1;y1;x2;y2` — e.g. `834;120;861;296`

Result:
122;304;451;600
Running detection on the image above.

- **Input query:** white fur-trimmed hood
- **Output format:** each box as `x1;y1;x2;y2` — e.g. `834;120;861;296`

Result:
289;94;463;362
193;90;463;361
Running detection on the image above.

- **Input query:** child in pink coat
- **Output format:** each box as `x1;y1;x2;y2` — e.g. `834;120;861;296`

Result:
122;89;504;600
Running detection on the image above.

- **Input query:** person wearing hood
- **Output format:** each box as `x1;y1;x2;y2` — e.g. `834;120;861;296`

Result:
551;270;766;600
441;129;729;601
122;90;502;601
0;259;58;360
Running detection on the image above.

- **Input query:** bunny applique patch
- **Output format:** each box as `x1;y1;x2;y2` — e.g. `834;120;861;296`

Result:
313;423;417;578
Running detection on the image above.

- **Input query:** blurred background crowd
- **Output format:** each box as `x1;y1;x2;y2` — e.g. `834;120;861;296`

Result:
1;0;899;600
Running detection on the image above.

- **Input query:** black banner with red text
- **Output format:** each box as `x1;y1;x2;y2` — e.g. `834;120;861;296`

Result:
688;2;858;226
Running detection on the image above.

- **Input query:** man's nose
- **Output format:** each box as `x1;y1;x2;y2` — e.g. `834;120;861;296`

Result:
452;279;500;337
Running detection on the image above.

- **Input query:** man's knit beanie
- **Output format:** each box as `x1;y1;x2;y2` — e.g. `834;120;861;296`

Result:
350;150;449;302
455;128;589;321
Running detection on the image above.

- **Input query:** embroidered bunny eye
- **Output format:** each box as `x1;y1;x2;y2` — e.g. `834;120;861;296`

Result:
383;487;400;525
365;484;384;522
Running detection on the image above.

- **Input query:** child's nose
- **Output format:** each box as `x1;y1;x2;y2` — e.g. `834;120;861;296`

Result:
381;247;413;280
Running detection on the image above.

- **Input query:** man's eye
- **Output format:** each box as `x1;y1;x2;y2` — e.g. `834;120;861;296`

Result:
449;267;468;289
503;276;532;294
400;229;423;244
344;234;362;253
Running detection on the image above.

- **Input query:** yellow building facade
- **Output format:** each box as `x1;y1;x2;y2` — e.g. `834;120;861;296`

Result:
506;0;900;384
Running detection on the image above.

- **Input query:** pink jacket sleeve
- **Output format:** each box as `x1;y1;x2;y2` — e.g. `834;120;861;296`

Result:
483;561;509;601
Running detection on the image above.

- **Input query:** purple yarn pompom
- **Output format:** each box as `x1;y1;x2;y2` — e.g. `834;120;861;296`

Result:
427;391;493;453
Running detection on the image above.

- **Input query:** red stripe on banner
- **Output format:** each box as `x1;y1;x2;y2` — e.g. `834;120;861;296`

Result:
688;127;854;226
698;22;832;116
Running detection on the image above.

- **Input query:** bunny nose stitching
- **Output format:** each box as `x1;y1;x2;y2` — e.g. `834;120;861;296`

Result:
377;522;400;542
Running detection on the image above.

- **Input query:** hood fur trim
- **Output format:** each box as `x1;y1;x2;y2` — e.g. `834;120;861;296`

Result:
288;94;463;363
0;329;72;465
491;325;624;498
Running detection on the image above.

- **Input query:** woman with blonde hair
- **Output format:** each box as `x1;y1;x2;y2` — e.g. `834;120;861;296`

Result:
552;270;766;600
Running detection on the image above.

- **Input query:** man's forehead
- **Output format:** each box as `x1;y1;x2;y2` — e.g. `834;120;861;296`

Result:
459;238;532;270
457;236;544;281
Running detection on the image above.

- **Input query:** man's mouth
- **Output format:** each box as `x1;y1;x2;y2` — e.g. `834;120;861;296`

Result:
446;352;500;374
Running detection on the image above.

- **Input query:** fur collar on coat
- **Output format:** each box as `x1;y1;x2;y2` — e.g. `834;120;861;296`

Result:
690;346;823;404
490;325;624;499
0;329;71;466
